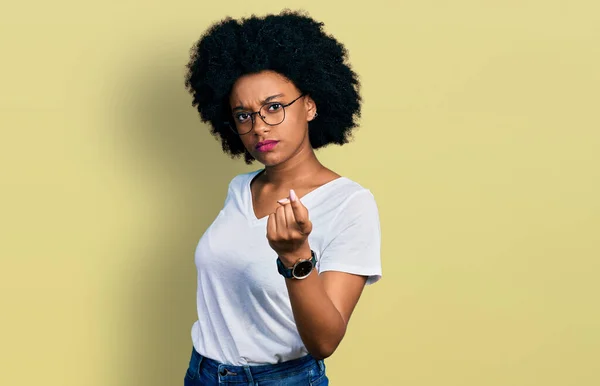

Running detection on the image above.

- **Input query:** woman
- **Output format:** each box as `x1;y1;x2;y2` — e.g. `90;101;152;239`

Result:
183;10;382;385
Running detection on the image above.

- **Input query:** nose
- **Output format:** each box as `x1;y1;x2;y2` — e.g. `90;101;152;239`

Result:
252;114;270;135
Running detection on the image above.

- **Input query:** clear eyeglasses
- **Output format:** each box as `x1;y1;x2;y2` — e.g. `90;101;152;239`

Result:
225;94;305;135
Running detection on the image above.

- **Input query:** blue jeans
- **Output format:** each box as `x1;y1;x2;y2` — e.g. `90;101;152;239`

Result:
184;347;329;385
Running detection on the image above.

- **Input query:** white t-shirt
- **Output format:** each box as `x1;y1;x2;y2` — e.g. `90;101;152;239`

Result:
191;169;382;365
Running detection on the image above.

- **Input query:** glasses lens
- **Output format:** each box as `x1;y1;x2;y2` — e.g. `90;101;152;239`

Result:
260;103;285;126
237;122;253;135
227;120;252;135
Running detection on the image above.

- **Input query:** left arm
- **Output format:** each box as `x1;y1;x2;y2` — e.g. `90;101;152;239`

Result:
268;190;375;359
284;253;367;360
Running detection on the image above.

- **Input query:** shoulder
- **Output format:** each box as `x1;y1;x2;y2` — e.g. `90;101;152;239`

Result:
226;169;263;192
324;177;380;223
330;177;378;207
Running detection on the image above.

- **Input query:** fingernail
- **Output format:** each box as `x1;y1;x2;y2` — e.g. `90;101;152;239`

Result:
290;189;297;202
277;198;290;204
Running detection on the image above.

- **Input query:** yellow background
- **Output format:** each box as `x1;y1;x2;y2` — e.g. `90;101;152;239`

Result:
1;1;598;385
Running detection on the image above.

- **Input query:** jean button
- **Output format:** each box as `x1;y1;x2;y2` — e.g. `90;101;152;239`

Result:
219;369;227;376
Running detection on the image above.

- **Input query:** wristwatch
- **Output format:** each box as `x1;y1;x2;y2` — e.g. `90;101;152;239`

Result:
276;250;317;280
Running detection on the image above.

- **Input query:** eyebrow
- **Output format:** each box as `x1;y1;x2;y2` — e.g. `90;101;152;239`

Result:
232;93;285;112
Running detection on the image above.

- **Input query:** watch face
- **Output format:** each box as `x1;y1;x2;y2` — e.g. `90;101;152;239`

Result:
293;260;313;278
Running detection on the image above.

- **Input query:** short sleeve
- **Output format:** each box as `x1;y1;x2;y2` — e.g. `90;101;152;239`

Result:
317;190;382;285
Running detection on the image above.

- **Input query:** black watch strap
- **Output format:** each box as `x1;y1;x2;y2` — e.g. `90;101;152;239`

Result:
276;250;316;279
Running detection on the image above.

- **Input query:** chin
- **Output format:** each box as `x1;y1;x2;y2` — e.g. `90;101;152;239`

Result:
252;152;286;167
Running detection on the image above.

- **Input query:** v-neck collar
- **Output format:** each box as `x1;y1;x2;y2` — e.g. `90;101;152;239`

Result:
244;169;347;225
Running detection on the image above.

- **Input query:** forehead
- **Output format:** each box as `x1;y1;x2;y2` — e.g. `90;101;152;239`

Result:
229;71;297;106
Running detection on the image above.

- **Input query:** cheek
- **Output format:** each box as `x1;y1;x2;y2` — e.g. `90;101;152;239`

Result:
239;137;253;150
283;113;308;137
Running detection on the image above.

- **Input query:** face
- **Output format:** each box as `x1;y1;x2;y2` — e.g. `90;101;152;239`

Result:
229;70;316;167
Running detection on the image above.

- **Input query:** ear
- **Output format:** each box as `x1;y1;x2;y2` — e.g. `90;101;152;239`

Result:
304;95;318;122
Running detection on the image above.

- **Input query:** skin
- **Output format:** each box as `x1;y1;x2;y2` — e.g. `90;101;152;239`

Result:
229;70;368;359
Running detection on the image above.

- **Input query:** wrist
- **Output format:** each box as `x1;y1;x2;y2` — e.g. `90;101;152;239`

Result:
278;243;312;267
276;248;316;280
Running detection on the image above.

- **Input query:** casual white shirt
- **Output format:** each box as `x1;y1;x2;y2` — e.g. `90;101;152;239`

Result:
191;169;382;365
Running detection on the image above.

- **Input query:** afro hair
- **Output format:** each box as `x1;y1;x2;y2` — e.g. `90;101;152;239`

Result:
184;9;361;164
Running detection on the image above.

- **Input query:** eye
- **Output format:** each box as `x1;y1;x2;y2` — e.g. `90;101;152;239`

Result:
235;112;251;123
266;102;283;112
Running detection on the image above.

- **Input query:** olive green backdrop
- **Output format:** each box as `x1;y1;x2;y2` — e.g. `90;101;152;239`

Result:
1;1;599;385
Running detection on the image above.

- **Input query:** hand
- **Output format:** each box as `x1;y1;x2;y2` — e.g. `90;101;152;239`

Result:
267;189;313;265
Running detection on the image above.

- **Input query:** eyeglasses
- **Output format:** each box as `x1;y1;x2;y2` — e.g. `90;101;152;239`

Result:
225;94;305;135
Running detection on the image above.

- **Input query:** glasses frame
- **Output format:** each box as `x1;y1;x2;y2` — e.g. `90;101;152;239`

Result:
225;94;305;135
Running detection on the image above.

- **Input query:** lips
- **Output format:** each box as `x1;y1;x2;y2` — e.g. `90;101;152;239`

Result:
256;140;279;152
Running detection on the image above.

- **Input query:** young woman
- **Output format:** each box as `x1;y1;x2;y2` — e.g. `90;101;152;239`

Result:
183;10;382;385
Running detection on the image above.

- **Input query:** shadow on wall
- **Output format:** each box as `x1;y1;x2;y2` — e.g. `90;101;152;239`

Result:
110;43;250;385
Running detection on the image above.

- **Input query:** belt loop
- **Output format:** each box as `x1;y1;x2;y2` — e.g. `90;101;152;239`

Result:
196;353;204;376
243;366;254;383
317;359;325;372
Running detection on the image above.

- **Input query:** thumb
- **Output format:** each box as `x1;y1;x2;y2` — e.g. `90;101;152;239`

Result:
289;189;312;234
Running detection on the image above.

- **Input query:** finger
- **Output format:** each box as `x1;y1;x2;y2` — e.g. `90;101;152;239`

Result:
267;212;276;237
277;198;290;206
289;189;311;233
276;204;288;231
283;202;296;230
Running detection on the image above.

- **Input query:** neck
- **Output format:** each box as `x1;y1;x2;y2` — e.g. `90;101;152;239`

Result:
262;147;324;187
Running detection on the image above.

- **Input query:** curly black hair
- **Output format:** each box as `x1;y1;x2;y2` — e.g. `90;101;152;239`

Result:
184;9;361;164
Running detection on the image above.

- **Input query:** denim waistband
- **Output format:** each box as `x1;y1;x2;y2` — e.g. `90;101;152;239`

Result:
190;347;325;383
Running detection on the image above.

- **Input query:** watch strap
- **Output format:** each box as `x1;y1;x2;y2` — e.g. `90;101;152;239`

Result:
276;250;316;279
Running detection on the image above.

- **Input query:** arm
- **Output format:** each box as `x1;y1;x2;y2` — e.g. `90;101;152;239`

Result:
284;249;367;359
268;189;380;359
